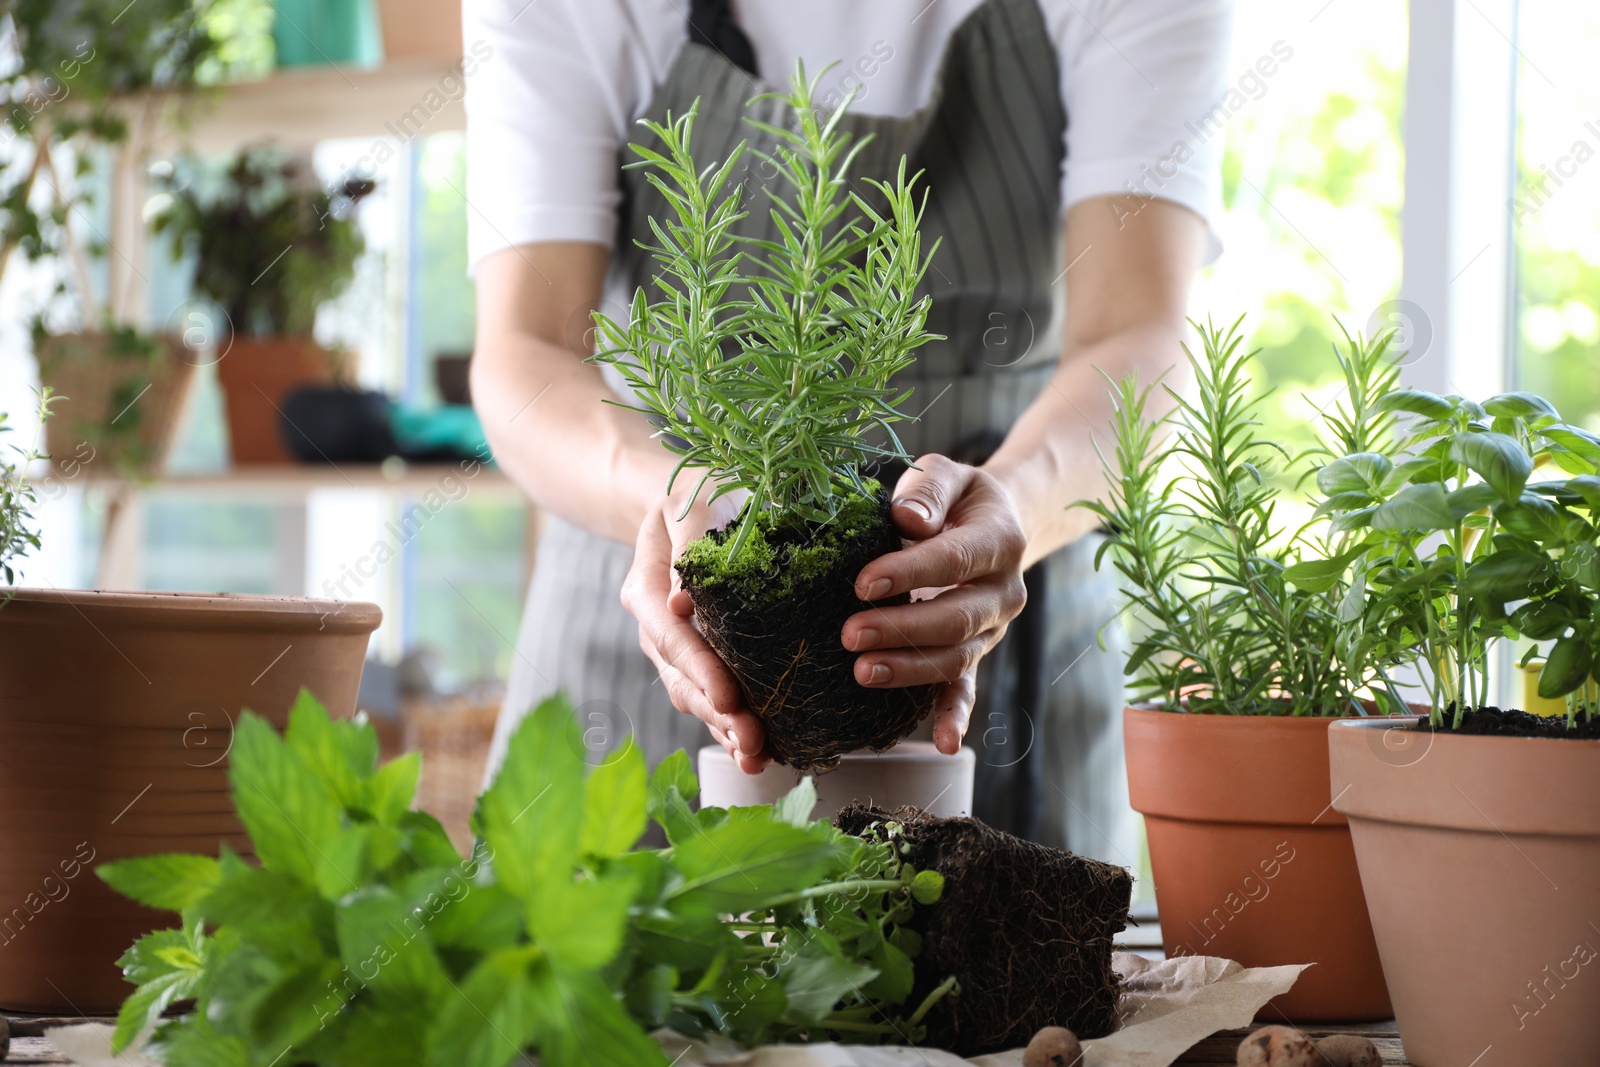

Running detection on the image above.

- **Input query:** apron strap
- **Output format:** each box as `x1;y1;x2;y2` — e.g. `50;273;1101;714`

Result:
686;0;759;76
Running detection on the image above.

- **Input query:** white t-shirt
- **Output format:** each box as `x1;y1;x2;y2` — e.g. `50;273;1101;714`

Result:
463;0;1232;270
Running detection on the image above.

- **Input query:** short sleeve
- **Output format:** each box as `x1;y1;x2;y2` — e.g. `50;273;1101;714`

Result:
1048;0;1233;262
463;0;676;268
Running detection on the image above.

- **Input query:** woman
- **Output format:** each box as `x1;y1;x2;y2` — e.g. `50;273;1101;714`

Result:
465;0;1229;860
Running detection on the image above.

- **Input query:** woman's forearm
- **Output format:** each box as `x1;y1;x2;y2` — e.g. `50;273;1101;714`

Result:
473;330;672;543
471;242;672;544
983;321;1184;569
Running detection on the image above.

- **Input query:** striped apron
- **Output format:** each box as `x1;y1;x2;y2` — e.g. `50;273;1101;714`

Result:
489;0;1135;862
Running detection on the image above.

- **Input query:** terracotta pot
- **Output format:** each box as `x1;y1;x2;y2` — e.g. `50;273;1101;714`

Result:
377;0;462;61
0;589;380;1013
1330;717;1600;1066
697;742;975;821
35;331;197;477
1124;707;1391;1021
215;336;341;464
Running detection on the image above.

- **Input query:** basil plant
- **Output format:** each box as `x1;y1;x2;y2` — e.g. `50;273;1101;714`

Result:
1310;387;1600;729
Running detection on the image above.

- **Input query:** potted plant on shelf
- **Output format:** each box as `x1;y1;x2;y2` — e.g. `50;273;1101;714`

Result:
0;393;382;1014
152;148;375;464
1320;388;1600;1066
1083;317;1399;1021
591;69;940;771
5;0;222;477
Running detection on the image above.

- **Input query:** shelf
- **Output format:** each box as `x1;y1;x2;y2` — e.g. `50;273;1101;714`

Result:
131;59;467;155
34;462;522;500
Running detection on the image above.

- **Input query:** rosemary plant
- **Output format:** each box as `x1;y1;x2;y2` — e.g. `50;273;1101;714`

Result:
591;65;939;559
1082;318;1394;716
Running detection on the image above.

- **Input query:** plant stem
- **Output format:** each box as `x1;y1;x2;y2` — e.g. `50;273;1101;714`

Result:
763;879;905;908
906;975;959;1028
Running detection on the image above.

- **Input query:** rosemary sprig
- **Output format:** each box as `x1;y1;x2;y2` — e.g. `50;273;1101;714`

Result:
591;64;940;558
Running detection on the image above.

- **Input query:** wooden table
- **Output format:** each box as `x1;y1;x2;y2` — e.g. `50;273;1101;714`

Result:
1175;1022;1408;1064
4;1014;1412;1064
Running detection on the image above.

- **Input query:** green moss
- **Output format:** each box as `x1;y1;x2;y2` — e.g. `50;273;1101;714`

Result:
679;486;885;607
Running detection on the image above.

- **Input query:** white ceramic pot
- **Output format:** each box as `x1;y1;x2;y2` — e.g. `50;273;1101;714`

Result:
697;741;975;821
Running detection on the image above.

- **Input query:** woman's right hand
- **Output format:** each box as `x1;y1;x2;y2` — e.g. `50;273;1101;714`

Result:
620;482;770;774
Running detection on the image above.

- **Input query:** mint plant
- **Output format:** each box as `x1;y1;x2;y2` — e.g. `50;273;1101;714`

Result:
590;64;938;558
1081;319;1399;716
99;692;953;1067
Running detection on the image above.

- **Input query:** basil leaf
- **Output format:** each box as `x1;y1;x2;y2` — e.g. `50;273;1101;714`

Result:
1449;431;1532;503
1371;482;1455;531
1315;452;1392;496
1375;388;1455;420
1461;550;1556;603
1483;391;1559;419
1539;636;1592;699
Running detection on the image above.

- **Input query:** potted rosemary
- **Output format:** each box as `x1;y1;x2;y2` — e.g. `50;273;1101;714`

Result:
592;71;939;770
1083;317;1397;1021
1320;388;1600;1065
152;149;374;464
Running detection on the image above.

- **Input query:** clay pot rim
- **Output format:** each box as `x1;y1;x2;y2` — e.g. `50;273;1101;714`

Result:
1125;703;1370;721
1329;714;1600;745
0;588;381;633
1330;717;1600;834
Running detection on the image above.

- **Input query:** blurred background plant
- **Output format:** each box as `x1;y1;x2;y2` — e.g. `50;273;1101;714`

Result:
150;148;374;339
0;388;53;585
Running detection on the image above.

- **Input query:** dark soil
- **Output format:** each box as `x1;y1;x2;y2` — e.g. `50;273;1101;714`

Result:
677;491;937;770
1434;705;1600;739
836;803;1132;1056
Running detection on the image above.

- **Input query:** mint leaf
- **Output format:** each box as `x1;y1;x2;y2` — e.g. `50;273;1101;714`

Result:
400;810;466;868
530;963;668;1067
98;854;220;913
670;811;840;915
527;872;635;969
777;929;878;1025
473;696;585;899
580;737;647;857
771;777;817;827
113;969;198;1054
335;887;450;1007
229;713;343;887
285;689;379;808
647;749;698;810
111;925;208;1052
366;752;421;825
315;823;404;899
427;946;542;1067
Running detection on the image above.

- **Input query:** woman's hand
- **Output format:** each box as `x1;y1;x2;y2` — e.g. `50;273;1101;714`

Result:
620;483;770;774
841;455;1029;756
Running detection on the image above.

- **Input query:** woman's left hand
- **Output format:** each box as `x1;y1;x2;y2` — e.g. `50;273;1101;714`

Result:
841;454;1029;757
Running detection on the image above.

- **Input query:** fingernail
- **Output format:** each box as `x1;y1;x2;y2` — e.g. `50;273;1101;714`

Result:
728;727;740;751
863;578;892;600
894;497;931;522
866;662;892;684
851;627;881;651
